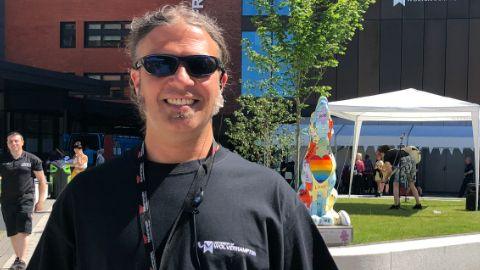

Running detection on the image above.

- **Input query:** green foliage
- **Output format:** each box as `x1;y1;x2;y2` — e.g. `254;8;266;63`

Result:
244;0;375;189
248;0;374;100
225;95;295;168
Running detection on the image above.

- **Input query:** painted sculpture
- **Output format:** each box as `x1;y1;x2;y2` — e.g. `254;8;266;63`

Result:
298;97;350;226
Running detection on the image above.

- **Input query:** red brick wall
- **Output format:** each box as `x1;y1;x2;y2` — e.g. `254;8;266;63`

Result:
5;0;241;112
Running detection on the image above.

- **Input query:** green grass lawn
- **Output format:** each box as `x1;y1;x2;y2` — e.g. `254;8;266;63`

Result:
335;197;480;244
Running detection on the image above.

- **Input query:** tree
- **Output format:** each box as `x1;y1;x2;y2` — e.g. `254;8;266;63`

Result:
225;95;295;169
244;0;375;190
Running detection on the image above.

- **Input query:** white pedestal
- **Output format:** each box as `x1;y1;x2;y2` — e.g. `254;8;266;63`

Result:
317;225;353;246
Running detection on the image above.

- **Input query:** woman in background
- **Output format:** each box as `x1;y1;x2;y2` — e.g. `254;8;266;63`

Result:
71;141;88;180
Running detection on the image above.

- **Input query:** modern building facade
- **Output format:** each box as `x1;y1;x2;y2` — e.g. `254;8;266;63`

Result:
242;0;480;105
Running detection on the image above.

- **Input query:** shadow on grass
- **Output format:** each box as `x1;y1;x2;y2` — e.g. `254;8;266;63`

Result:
335;202;428;217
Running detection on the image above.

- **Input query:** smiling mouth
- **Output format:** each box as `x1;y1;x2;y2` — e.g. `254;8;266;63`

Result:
165;98;197;106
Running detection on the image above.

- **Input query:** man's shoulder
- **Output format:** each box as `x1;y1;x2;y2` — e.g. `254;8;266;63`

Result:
23;151;42;162
213;148;300;211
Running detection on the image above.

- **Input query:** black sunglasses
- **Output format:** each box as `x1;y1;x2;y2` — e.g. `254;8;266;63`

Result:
134;54;224;78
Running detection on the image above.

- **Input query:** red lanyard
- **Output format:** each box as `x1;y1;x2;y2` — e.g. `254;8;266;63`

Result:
136;141;218;270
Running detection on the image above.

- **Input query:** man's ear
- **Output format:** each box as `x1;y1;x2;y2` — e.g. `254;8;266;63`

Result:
130;69;141;95
219;72;228;91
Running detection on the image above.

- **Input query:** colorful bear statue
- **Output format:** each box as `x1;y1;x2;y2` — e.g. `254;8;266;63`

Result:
298;97;350;226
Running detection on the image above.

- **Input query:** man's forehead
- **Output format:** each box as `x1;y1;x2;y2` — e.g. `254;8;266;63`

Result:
7;135;22;141
137;22;219;57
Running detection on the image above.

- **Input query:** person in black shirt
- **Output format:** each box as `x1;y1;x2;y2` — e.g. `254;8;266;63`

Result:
376;145;422;210
28;4;337;270
0;131;47;270
363;154;375;194
458;156;474;197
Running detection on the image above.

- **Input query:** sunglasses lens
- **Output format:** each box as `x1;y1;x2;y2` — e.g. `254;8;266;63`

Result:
143;55;178;76
185;56;219;77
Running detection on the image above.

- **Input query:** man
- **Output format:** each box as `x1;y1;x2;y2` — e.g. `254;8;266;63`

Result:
376;145;422;210
0;131;47;270
458;156;474;197
28;4;337;270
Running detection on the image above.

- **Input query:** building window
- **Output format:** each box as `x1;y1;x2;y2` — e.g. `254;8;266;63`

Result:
85;22;130;48
242;31;291;96
60;22;76;48
85;73;130;98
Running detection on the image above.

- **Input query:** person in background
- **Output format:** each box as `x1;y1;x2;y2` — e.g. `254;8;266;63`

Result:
353;152;365;194
0;131;47;270
374;153;386;197
458;156;474;197
376;145;422;209
363;154;375;194
70;141;88;179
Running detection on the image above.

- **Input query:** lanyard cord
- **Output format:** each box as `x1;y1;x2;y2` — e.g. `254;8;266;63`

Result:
136;141;219;270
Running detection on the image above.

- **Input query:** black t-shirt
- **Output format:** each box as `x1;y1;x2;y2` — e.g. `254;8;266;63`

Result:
0;151;43;202
143;161;194;257
28;147;338;270
383;149;409;167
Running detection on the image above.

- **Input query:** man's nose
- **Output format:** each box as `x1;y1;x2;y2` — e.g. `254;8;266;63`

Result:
170;64;195;87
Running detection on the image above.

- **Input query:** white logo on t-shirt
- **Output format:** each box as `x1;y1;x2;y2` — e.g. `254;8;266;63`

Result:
197;241;256;257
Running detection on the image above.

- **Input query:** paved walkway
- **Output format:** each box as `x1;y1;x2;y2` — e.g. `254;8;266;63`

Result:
0;199;54;269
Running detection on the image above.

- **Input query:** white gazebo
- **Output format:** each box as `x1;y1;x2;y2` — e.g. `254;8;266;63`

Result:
328;89;480;210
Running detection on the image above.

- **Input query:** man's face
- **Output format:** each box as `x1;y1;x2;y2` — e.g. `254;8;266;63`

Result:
130;22;228;136
375;151;383;160
6;134;24;154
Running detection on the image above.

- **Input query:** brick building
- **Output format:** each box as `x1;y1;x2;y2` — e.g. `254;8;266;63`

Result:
4;0;241;103
0;0;241;155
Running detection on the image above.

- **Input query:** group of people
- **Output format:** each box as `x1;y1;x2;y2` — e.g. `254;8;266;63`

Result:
352;153;377;195
351;152;390;197
358;152;392;197
349;146;422;210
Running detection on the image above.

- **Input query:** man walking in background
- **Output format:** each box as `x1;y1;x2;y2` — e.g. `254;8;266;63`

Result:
0;132;47;270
